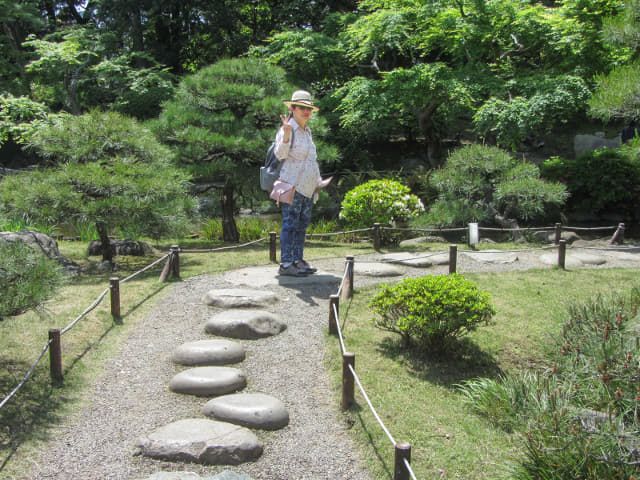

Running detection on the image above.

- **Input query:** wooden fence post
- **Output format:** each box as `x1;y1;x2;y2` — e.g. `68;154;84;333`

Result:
342;352;355;410
610;223;625;245
554;223;562;245
329;294;339;335
393;442;412;480
343;255;354;300
558;240;566;270
373;223;381;251
449;245;457;274
48;329;63;383
270;232;277;263
170;245;180;278
110;277;121;320
159;251;173;282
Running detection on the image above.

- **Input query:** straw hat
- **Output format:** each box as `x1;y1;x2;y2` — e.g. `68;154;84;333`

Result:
283;90;319;112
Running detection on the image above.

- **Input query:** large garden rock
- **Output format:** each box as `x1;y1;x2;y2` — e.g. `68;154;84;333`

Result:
169;367;246;396
205;310;286;339
202;288;279;308
202;393;289;430
134;418;263;465
0;230;81;274
172;339;246;366
87;238;157;256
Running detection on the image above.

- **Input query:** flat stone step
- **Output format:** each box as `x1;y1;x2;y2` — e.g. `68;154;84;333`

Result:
381;252;433;268
169;367;246;396
140;472;257;480
202;288;278;308
171;339;246;366
202;393;289;430
134;418;263;465
462;250;519;264
540;251;606;267
354;262;403;277
205;309;286;339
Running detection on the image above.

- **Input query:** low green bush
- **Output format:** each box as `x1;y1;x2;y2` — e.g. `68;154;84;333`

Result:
369;274;495;349
0;241;66;319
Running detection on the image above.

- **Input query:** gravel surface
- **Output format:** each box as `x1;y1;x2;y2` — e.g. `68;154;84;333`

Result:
21;241;640;480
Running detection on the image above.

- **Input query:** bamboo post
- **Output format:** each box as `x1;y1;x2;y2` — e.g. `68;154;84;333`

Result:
342;352;355;410
449;245;457;274
343;255;354;300
48;329;63;383
269;232;277;263
558;239;566;270
373;223;381;251
610;223;625;245
170;245;180;278
110;277;121;320
554;223;562;245
329;294;339;335
393;442;412;480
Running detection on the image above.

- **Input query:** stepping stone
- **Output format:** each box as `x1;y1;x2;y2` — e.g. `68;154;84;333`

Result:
205;310;286;339
223;265;341;287
463;250;519;264
540;252;606;267
381;252;433;268
355;262;403;277
399;235;448;246
140;471;257;480
202;393;289;430
202;288;278;308
169;367;246;396
134;418;263;465
172;339;246;366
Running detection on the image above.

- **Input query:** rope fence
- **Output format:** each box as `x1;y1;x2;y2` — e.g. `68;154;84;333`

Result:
0;219;634;475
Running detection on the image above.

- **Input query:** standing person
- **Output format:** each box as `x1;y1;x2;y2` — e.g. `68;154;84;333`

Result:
274;90;330;277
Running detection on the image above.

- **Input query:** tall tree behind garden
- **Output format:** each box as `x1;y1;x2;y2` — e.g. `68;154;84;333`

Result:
0;110;194;262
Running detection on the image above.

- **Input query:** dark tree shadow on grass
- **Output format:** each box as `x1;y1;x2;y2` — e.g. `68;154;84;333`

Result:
378;336;504;388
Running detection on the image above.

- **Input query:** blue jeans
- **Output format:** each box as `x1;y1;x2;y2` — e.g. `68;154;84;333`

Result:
280;191;313;264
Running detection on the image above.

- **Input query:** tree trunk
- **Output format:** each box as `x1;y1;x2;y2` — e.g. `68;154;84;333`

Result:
484;203;526;243
96;222;114;263
221;184;239;243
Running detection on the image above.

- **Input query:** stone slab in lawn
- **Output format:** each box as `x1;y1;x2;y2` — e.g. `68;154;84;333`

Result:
205;310;286;340
202;288;278;308
169;367;246;396
202;393;289;430
135;418;262;465
172;339;246;366
540;251;606;268
381;252;433;268
354;262;403;277
462;250;519;264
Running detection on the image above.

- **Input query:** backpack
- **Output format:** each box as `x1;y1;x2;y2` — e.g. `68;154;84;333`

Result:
260;129;294;191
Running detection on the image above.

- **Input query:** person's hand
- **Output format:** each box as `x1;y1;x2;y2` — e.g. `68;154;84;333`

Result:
280;114;292;143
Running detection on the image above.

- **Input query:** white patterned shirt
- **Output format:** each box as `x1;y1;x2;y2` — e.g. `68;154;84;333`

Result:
274;118;321;200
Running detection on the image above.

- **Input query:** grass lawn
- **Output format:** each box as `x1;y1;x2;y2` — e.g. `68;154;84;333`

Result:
326;267;640;479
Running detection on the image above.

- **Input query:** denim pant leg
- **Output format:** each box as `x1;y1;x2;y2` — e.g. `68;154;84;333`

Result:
280;192;313;263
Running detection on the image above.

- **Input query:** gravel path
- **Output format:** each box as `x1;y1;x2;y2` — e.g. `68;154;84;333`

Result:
21;241;640;480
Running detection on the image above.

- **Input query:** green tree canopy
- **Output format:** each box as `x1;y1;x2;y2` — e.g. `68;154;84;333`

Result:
0;110;194;262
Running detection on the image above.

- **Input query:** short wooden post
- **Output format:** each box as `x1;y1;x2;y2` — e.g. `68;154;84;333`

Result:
393;442;412;480
558;239;566;270
610;223;625;245
554;223;562;245
48;329;63;383
329;294;339;335
373;223;381;251
110;277;121;319
343;255;354;300
449;245;457;274
342;352;355;410
269;232;277;262
159;252;173;282
170;245;180;278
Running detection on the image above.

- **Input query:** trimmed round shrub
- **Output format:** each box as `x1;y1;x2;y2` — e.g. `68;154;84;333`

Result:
338;179;424;230
369;274;495;348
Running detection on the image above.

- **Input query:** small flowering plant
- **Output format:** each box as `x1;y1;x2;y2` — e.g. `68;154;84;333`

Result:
339;179;424;230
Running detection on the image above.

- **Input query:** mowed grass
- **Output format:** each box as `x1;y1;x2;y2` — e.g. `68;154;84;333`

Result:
326;267;640;479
